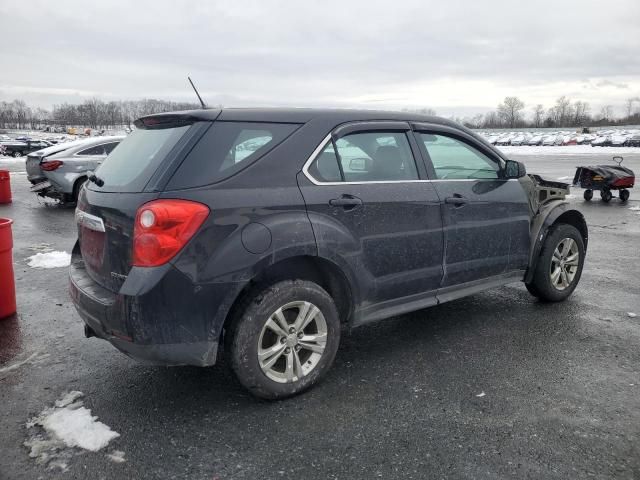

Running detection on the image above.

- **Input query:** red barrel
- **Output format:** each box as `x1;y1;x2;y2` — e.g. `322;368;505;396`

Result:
0;218;16;319
0;170;11;204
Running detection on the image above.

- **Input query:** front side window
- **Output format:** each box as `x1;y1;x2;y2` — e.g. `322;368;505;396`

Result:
419;133;500;179
308;131;419;183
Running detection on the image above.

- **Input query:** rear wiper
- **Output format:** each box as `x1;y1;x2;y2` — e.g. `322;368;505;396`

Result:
87;172;104;187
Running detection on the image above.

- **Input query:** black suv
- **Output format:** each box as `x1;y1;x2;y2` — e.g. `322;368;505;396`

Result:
70;108;588;399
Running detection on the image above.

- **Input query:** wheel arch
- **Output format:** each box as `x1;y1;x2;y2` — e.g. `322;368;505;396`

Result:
220;255;355;346
525;203;588;283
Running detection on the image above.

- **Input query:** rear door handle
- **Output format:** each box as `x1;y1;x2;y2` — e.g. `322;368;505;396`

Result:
444;195;468;207
329;195;363;209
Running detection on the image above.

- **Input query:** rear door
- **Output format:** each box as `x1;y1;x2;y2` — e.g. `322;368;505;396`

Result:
298;122;444;307
412;124;530;287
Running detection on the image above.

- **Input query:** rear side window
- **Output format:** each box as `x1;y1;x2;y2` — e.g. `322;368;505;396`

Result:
77;144;106;156
167;122;298;189
103;142;119;154
94;125;191;192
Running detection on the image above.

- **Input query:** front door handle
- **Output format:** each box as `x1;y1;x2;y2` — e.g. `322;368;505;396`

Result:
329;195;363;209
444;195;468;207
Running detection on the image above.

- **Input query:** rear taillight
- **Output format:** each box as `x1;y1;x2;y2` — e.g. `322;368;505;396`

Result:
41;160;64;171
132;199;209;267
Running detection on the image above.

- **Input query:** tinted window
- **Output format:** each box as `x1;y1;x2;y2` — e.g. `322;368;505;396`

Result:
77;144;105;156
168;121;298;189
309;131;418;182
94;125;191;192
419;133;500;179
103;142;119;154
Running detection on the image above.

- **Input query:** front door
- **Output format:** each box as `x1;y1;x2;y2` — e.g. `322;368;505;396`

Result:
412;126;530;287
298;122;444;308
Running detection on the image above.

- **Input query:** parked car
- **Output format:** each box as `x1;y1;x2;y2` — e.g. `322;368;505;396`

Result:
510;133;528;146
628;134;640;147
591;135;610;147
2;139;52;157
69;108;588;399
542;135;557;146
527;135;544;146
610;134;629;147
26;136;123;202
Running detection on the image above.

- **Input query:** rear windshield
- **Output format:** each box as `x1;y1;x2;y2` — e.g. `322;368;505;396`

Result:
166;121;298;189
92;125;191;192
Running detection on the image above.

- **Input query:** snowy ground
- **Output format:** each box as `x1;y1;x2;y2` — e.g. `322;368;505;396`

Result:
497;145;640;155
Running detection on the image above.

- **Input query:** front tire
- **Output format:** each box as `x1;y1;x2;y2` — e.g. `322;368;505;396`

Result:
226;280;341;400
583;189;593;201
619;189;630;202
526;224;585;302
12;151;21;158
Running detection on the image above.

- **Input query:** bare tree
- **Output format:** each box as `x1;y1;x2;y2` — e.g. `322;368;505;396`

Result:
625;97;640;119
532;104;545;127
600;105;613;122
497;97;525;128
573;101;591;126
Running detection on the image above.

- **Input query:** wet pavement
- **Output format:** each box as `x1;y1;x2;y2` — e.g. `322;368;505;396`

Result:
1;152;639;479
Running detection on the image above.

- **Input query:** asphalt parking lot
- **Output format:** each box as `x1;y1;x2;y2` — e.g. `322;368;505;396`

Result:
1;152;639;480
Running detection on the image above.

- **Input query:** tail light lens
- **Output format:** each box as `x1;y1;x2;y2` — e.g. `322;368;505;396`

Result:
132;199;209;267
41;160;64;171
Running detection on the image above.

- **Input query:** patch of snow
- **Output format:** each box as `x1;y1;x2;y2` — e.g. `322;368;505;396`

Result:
629;206;640;211
55;391;84;408
107;450;126;463
628;312;637;318
557;176;572;181
41;407;119;451
0;352;39;374
27;251;71;269
476;392;486;397
25;391;121;470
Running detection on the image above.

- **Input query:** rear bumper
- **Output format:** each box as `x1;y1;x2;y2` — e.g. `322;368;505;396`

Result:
69;243;242;366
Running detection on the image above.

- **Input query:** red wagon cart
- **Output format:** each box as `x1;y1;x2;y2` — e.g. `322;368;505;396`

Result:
573;156;635;202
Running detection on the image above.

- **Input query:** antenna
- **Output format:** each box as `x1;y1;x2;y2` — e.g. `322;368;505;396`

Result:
188;76;206;109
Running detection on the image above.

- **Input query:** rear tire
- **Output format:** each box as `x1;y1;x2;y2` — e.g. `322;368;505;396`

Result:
583;189;593;201
72;177;87;203
619;189;630;203
600;189;612;202
525;224;585;302
226;280;341;400
12;151;21;158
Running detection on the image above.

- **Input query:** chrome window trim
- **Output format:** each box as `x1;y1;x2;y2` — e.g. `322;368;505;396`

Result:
302;134;514;186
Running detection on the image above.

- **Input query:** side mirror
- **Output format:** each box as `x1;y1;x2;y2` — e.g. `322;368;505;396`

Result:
505;159;526;179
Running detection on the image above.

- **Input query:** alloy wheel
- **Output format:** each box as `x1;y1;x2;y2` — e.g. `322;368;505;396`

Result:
257;301;327;383
550;237;580;291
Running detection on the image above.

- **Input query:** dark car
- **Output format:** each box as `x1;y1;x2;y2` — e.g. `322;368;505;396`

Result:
70;108;588;399
2;139;52;157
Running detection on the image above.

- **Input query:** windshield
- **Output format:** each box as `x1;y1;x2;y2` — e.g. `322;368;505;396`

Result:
92;125;191;192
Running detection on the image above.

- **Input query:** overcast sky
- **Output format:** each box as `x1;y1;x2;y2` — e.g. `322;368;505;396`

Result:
1;0;639;118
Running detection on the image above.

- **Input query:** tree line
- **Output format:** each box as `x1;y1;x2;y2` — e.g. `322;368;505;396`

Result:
2;95;640;131
459;96;640;130
0;98;200;130
408;96;640;129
